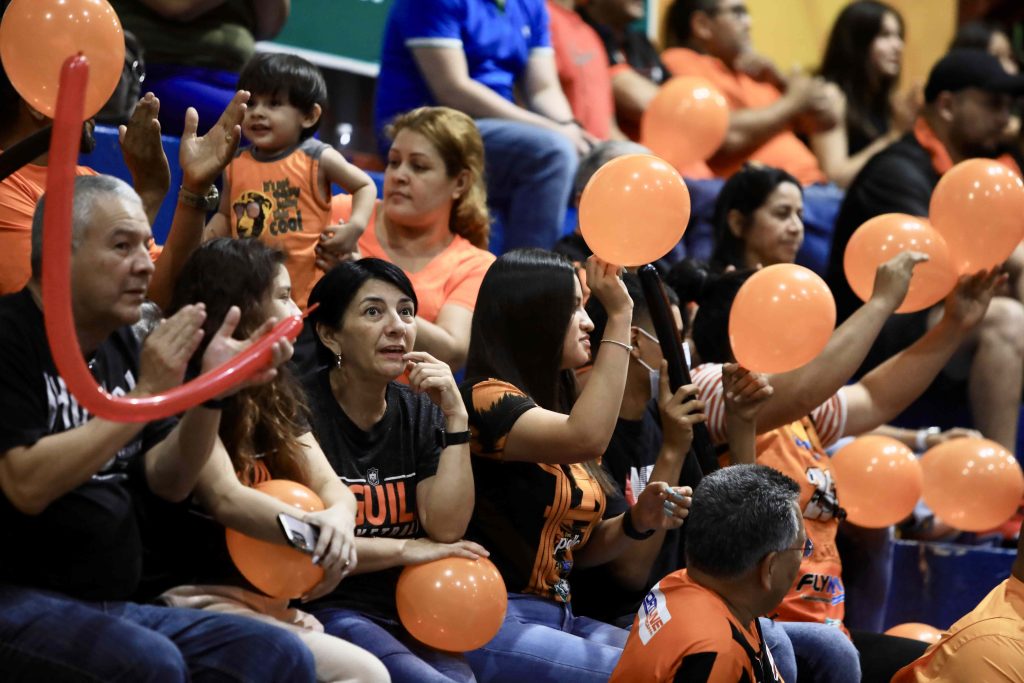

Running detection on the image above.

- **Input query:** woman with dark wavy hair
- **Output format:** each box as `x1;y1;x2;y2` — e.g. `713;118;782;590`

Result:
159;238;388;683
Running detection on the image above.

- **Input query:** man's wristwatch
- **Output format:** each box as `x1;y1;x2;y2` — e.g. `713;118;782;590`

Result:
178;184;220;211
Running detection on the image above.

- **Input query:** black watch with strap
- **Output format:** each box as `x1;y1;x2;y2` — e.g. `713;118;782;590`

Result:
622;507;655;540
437;428;471;449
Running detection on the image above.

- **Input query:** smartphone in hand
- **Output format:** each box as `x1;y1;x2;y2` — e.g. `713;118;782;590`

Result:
277;513;320;554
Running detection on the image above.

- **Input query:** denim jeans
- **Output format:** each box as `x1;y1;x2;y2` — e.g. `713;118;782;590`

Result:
464;593;627;683
0;585;316;682
837;522;894;633
313;607;475;683
475;119;577;254
759;617;796;683
780;620;862;683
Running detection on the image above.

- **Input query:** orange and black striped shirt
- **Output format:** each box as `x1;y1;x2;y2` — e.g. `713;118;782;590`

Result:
463;379;605;602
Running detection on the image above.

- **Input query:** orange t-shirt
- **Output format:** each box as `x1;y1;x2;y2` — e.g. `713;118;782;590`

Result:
332;195;496;323
892;575;1024;683
225;138;333;309
0;162;98;295
660;47;826;186
547;1;613;140
611;570;784;683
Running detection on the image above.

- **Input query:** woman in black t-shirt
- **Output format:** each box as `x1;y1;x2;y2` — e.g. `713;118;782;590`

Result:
159;239;388;682
304;258;482;683
460;249;692;683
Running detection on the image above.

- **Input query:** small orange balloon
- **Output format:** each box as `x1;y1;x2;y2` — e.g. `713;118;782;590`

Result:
843;214;957;314
641;77;729;169
921;438;1024;532
831;436;922;527
226;480;325;599
728;264;836;374
929;159;1024;274
885;622;943;643
397;557;508;652
0;0;125;119
579;154;691;267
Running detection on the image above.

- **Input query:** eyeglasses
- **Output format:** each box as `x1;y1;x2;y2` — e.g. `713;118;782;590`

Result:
784;536;814;559
710;3;749;18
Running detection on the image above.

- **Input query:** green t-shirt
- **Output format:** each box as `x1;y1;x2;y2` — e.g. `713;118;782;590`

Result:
111;0;257;71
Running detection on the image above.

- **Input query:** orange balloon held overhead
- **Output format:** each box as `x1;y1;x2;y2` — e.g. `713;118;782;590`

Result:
921;437;1024;532
226;480;325;599
0;0;125;119
831;436;922;528
579;154;691;267
728;264;836;374
929;159;1024;274
641;77;729;169
885;622;943;644
397;557;508;652
843;214;956;314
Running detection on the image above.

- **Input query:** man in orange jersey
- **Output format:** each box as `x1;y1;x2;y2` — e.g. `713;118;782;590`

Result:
892;529;1024;682
611;464;799;682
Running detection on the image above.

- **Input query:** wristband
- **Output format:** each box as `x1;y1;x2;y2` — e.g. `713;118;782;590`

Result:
201;397;227;410
622;507;655;540
438;428;471;448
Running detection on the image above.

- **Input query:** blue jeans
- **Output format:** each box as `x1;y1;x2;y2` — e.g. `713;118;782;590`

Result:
475;119;577;254
0;585;315;682
759;617;796;683
837;522;894;633
313;607;475;683
780;620;861;683
464;593;627;683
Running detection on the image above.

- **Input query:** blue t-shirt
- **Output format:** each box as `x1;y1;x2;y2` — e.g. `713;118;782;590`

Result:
374;0;552;138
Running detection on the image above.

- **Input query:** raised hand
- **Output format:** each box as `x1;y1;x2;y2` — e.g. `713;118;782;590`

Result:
722;362;773;423
944;267;1006;331
870;251;929;311
119;92;171;214
200;307;294;393
657;363;705;453
136;304;207;395
405;351;467;419
585;256;632;318
630;481;693;534
179;90;250;193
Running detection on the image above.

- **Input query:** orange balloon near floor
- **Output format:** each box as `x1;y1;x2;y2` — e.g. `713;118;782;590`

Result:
226;480;325;599
928;159;1024;275
0;0;125;119
641;77;729;170
843;214;956;314
728;264;836;374
397;557;508;652
885;622;943;643
921;438;1024;532
579;154;691;267
831;436;922;528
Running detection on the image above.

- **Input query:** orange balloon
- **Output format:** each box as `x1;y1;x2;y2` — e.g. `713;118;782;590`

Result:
921;438;1024;532
0;0;125;119
226;480;325;599
641;77;729;169
728;264;836;373
885;622;943;643
929;159;1024;274
579;154;691;267
396;557;508;652
831;436;922;527
843;214;957;314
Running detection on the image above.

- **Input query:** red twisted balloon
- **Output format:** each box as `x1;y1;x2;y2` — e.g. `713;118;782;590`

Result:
43;55;303;423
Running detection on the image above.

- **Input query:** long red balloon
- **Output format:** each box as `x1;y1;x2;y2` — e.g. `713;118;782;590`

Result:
43;55;303;423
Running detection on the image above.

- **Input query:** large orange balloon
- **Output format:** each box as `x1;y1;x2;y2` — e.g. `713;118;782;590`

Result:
226;480;325;599
843;214;956;314
579;154;691;267
728;264;836;374
641;77;729;170
0;0;125;119
929;159;1024;274
885;622;943;644
921;438;1024;532
831;436;922;527
397;557;508;652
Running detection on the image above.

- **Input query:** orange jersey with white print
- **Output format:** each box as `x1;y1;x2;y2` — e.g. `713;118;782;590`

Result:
892;575;1024;683
611;570;784;683
693;363;849;631
225;138;332;309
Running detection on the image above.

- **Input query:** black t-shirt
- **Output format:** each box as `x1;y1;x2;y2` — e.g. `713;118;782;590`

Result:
0;289;176;600
572;399;703;622
303;369;444;618
462;379;606;603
